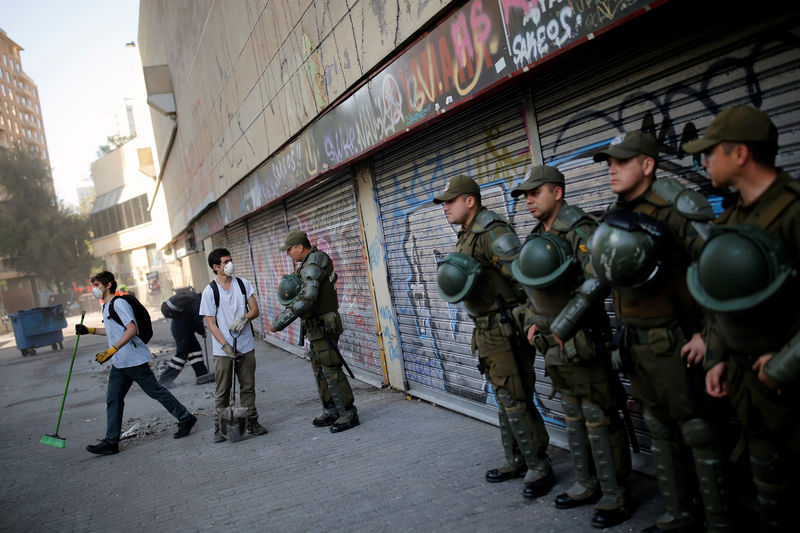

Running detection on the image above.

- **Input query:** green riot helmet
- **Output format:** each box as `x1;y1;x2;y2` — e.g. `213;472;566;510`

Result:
277;273;302;306
590;209;666;291
437;252;483;303
687;224;797;353
512;233;576;288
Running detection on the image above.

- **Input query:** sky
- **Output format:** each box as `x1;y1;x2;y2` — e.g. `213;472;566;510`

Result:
2;0;143;207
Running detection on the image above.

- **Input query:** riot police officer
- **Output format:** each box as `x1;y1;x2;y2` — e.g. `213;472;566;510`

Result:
510;165;632;527
434;175;555;500
683;105;800;531
551;131;732;532
271;230;359;433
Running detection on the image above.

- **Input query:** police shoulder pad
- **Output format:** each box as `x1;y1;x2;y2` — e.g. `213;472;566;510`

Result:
643;187;672;207
651;179;714;221
471;208;508;234
552;204;596;232
305;249;330;268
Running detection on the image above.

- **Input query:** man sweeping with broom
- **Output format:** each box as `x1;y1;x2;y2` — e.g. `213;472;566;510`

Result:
80;271;197;455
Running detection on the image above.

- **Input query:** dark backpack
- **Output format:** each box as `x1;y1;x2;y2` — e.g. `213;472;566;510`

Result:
108;294;154;344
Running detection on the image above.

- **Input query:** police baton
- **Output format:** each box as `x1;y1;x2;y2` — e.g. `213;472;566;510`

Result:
315;317;355;379
495;294;536;415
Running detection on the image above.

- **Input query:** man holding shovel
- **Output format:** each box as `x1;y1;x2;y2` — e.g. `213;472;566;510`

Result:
200;248;267;443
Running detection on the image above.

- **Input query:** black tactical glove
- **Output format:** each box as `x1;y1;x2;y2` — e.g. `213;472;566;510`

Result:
76;324;95;335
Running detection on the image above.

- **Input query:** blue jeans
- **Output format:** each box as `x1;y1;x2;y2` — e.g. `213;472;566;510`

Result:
106;363;191;444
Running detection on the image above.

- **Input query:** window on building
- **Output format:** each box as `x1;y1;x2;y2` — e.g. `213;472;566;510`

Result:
1;54;6;65
4;71;9;82
0;84;4;95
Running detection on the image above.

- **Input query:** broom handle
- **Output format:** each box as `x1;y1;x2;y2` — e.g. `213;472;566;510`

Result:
55;312;84;434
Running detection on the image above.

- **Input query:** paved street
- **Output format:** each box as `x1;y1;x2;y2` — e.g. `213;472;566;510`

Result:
0;310;663;532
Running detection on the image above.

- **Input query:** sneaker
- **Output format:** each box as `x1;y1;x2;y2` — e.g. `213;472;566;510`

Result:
86;439;119;455
213;433;227;443
195;373;215;385
173;414;197;439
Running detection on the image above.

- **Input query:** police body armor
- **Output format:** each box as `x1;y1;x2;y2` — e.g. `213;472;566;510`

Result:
273;247;339;332
438;208;524;317
688;224;798;355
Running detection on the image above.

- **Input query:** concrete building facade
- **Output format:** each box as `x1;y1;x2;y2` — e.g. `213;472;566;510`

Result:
138;0;800;451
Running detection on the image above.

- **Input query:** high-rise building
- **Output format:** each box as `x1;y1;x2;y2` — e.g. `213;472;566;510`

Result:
0;28;53;315
0;28;52;181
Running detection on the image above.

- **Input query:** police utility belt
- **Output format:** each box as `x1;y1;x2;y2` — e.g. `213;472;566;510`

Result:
473;312;503;331
625;324;687;347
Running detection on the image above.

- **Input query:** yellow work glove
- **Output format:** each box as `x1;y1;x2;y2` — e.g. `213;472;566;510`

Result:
95;345;118;364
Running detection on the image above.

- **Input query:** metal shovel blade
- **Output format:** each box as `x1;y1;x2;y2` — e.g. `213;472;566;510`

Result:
227;407;248;442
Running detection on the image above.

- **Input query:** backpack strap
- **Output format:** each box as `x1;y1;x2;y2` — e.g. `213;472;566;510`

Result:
107;297;124;329
210;280;220;309
236;277;248;310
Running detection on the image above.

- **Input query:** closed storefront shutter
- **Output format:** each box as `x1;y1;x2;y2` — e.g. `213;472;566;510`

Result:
211;230;227;250
532;5;800;216
371;88;541;422
528;5;800;451
248;205;298;349
284;171;384;383
223;222;257;321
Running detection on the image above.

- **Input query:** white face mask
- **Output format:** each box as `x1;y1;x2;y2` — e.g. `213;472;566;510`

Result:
223;262;235;276
92;286;104;299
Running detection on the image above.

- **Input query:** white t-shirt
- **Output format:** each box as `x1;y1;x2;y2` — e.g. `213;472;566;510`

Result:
102;297;152;368
199;276;255;356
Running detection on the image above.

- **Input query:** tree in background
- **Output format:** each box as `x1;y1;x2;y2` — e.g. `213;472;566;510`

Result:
96;134;135;158
0;145;98;296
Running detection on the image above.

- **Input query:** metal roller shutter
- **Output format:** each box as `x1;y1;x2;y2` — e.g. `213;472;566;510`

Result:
211;230;227;250
223;222;257;311
284;171;384;383
248;205;300;349
532;5;800;216
371;88;555;424
528;6;800;451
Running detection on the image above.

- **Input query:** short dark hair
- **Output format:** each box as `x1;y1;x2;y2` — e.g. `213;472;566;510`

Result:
208;248;231;271
91;271;117;293
299;237;312;249
721;141;777;168
544;182;566;195
462;193;482;208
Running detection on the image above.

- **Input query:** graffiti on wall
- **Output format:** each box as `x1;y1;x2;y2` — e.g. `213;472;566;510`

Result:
197;0;656;237
545;34;800;211
382;32;800;419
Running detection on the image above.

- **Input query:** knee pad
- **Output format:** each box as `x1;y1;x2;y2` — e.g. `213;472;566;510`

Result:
679;418;717;449
560;394;583;422
495;387;518;409
581;400;609;428
643;409;670;440
749;443;787;487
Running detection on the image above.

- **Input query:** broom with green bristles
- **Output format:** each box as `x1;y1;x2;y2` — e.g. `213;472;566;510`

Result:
41;311;85;448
